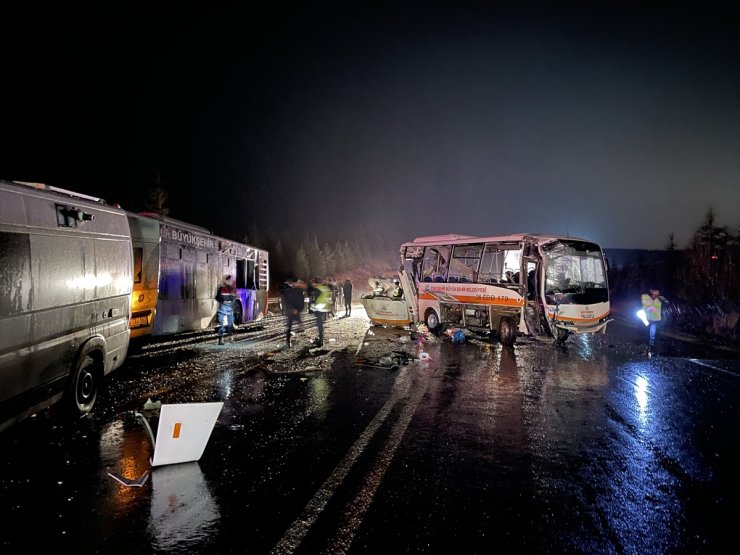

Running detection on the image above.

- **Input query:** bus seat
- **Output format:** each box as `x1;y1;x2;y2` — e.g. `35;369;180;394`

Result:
458;276;469;283
447;276;458;283
423;276;432;282
434;276;445;283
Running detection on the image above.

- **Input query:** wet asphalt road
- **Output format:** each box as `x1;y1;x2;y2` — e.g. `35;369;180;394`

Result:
1;312;739;554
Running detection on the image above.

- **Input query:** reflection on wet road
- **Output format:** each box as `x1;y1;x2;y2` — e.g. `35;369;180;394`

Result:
1;319;739;554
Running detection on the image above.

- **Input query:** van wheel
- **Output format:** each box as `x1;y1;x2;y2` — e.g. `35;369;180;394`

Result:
425;309;442;334
499;317;517;346
66;354;100;416
233;302;243;325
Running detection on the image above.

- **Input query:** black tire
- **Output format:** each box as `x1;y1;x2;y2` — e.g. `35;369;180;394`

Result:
233;302;243;325
65;354;100;416
425;309;442;334
554;327;570;343
499;316;517;346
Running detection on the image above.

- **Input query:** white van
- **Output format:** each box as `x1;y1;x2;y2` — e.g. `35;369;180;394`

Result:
0;180;133;432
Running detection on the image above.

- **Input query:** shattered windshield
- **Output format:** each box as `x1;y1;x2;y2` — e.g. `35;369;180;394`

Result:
544;240;607;296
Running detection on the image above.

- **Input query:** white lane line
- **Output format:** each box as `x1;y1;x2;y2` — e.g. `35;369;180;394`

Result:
689;359;739;377
325;367;428;554
270;366;414;555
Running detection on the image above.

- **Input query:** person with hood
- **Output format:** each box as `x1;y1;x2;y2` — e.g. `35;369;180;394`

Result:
215;274;236;345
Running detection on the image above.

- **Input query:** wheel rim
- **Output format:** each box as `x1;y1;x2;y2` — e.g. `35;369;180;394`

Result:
77;360;96;408
426;311;439;330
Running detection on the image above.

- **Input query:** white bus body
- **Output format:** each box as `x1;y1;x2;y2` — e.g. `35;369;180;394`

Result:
126;212;269;338
399;233;611;345
0;180;132;431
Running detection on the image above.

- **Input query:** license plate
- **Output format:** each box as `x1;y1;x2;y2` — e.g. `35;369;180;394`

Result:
131;316;149;328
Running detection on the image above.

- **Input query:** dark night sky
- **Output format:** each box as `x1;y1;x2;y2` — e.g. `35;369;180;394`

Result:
2;1;738;250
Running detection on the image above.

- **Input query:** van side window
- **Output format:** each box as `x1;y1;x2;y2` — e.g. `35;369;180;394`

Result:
0;233;31;317
133;247;143;284
55;204;94;228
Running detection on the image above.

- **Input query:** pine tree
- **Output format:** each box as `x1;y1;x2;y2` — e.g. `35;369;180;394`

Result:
304;234;325;278
687;208;730;300
322;242;337;276
293;243;310;281
145;172;170;216
343;240;357;269
332;240;346;272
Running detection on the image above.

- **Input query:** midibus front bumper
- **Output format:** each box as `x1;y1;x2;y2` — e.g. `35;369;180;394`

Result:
556;318;612;335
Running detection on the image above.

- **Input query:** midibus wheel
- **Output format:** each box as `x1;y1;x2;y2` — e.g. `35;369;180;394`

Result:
233;302;243;325
554;327;570;343
65;353;100;416
425;309;443;335
499;317;517;346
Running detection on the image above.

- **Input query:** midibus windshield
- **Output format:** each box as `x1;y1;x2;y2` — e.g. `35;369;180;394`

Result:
543;240;608;303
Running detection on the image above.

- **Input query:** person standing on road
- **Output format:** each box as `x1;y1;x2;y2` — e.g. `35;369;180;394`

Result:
215;274;236;345
309;277;331;347
281;279;306;348
641;287;669;356
342;277;353;317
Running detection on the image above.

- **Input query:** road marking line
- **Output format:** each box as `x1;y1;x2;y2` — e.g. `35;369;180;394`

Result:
270;366;414;555
689;359;739;377
327;366;428;554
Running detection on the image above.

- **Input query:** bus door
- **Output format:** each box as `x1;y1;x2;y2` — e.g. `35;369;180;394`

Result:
235;257;256;323
400;246;423;324
522;240;545;335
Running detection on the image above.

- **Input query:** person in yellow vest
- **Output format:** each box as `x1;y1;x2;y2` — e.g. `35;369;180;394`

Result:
309;277;332;347
641;287;669;356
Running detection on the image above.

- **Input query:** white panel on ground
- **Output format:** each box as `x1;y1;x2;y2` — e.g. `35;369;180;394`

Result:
151;402;223;467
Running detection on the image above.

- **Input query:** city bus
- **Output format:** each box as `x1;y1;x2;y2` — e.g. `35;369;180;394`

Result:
126;212;269;338
397;233;611;345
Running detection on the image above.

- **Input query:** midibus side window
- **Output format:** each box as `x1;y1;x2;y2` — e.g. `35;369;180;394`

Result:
449;244;482;283
421;246;450;282
402;246;424;282
479;244;520;283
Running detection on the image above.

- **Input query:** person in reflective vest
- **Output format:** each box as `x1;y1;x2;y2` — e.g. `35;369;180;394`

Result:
641;287;669;356
309;277;331;347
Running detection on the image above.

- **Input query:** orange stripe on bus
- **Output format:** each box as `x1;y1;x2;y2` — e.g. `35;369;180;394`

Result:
173;422;181;439
418;293;523;306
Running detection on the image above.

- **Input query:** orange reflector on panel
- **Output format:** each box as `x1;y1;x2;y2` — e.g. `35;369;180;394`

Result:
173;422;181;438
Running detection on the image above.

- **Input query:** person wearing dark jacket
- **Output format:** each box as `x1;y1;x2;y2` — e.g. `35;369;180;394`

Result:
282;279;306;348
342;277;353;317
215;274;236;345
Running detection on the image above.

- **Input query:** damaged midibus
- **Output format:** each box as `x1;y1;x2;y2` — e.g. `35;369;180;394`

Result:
395;233;611;345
